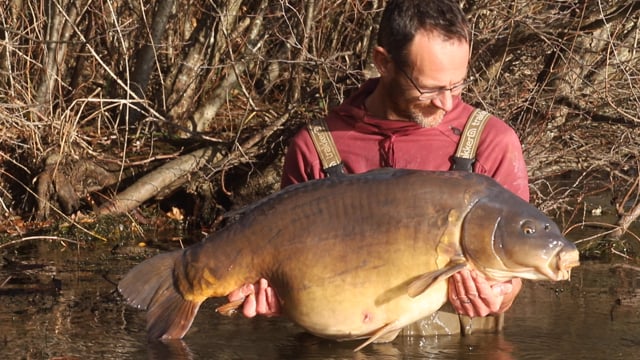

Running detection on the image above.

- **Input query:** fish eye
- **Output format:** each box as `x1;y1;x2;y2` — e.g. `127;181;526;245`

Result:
521;220;536;235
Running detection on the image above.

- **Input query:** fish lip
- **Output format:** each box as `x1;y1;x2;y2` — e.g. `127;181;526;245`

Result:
542;247;580;281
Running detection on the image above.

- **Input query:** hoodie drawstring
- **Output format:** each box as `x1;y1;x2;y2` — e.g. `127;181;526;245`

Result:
379;135;396;168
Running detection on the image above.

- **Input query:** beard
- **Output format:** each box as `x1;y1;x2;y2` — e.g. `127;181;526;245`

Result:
408;102;446;127
385;80;447;127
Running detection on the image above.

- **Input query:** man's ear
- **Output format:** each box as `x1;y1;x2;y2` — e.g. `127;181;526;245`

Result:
372;46;392;76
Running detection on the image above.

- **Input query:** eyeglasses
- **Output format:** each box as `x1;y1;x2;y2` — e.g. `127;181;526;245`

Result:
397;66;472;101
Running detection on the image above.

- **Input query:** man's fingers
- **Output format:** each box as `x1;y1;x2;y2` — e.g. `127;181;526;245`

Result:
242;291;258;318
255;279;281;316
227;283;257;318
265;287;281;315
470;271;510;313
450;271;474;314
227;279;282;318
450;270;496;317
255;279;270;314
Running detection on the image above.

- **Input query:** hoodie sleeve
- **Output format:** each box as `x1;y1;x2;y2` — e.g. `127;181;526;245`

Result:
280;128;327;188
473;116;530;202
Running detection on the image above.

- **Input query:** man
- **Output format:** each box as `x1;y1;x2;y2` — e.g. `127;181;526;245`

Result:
228;0;528;335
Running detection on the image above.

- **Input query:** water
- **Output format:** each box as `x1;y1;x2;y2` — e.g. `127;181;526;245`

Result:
1;241;639;359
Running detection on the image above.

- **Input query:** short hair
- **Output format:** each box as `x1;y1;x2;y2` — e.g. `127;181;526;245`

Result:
377;0;471;68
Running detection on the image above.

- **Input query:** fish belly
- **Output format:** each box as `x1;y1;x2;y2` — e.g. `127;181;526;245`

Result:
277;262;450;340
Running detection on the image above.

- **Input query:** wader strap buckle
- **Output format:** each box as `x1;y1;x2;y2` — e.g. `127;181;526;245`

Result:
451;108;491;172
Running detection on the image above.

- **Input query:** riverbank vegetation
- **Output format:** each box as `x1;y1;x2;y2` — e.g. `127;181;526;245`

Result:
1;1;639;258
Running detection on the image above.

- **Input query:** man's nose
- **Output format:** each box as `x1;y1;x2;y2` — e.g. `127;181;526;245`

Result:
431;90;454;112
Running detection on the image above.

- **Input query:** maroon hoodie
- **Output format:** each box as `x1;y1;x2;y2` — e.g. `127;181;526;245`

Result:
281;78;529;201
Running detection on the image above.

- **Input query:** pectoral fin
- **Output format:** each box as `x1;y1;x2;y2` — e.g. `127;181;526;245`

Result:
407;261;467;298
353;321;402;352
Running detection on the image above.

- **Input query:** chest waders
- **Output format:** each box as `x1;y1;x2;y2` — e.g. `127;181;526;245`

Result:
306;108;503;336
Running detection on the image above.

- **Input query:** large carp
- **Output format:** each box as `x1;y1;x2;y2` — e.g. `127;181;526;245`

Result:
118;169;579;350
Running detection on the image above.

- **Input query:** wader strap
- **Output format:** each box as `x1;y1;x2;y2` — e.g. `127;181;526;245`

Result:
451;108;505;335
307;118;345;177
450;108;491;172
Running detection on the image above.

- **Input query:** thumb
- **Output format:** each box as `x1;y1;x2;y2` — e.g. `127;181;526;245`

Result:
492;282;513;296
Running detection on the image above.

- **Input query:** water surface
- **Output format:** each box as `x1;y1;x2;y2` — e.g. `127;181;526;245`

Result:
1;241;638;359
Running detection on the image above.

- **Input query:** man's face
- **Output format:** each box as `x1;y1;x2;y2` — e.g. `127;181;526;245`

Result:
387;31;470;127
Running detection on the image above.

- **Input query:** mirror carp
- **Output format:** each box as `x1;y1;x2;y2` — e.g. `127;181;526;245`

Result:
118;169;579;350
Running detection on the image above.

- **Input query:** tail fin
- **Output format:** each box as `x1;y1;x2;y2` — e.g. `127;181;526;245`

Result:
118;250;202;339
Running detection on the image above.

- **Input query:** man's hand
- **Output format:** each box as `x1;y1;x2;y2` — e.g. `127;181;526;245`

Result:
448;269;522;317
227;278;282;318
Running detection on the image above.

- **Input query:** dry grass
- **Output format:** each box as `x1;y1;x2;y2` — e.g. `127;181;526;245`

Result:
0;0;639;253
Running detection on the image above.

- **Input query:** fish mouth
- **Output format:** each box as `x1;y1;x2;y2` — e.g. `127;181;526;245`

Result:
540;247;580;281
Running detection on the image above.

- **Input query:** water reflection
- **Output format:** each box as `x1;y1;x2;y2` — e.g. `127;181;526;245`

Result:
141;333;506;360
1;241;639;359
142;324;519;360
147;340;194;360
